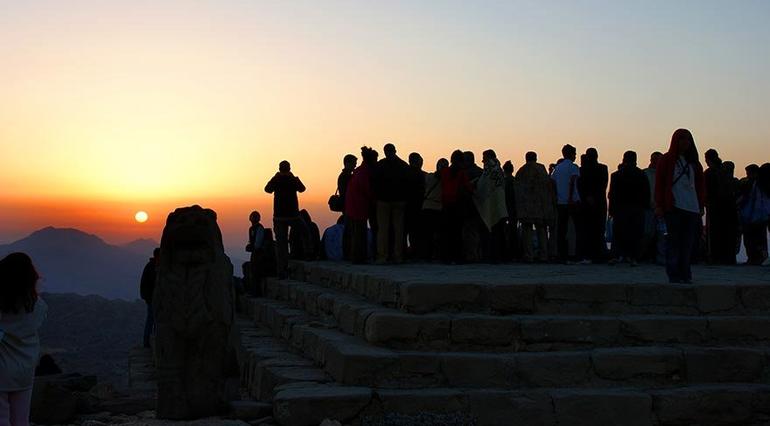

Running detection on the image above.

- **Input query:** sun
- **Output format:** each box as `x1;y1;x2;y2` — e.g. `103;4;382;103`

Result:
134;211;149;223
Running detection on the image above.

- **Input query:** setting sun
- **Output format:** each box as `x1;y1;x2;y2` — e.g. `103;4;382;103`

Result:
134;211;149;223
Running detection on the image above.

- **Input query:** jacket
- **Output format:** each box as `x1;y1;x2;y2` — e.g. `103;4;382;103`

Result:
265;173;306;218
515;161;555;224
344;163;374;221
608;166;650;216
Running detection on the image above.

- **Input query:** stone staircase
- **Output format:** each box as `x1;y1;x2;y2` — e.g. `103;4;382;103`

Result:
236;261;770;426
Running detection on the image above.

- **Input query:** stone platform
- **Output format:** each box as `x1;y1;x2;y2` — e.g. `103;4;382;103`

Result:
236;261;770;426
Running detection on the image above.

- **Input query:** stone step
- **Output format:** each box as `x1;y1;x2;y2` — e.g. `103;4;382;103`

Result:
272;382;770;426
248;297;770;390
288;261;770;316
258;279;770;351
236;317;331;402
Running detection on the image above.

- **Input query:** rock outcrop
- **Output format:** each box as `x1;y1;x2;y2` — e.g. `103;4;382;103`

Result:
153;205;238;419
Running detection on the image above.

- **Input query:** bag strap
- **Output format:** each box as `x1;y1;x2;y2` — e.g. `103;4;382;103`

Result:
423;177;441;201
672;159;689;186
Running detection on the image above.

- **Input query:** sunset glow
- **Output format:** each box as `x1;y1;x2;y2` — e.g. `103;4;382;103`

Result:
2;1;769;254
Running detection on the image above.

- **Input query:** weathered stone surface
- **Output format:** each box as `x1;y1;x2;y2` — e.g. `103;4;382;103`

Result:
257;366;329;400
740;286;770;310
552;389;653;426
521;317;619;344
709;316;770;340
622;317;707;343
374;388;467;414
467;390;555;426
486;285;537;313
591;347;683;381
399;282;482;313
515;352;591;387
451;315;518;345
228;400;272;420
652;385;757;425
541;284;627;303
273;385;372;426
685;347;765;382
154;205;238;419
441;353;512;388
628;284;694;307
30;377;80;425
695;285;737;313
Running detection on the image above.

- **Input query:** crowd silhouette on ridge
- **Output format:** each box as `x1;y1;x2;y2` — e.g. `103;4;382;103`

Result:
243;128;770;290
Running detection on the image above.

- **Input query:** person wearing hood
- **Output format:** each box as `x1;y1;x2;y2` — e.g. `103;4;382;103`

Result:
1;253;48;426
655;129;706;283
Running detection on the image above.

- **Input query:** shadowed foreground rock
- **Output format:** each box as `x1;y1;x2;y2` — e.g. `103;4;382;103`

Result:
153;205;238;419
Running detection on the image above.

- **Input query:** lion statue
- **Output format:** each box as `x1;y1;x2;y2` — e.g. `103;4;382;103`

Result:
153;205;237;419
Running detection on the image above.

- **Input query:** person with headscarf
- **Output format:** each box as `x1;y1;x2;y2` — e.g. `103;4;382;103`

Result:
655;129;706;283
515;151;554;262
474;150;509;263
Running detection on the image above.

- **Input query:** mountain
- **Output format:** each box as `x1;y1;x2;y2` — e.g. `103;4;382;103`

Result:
120;238;159;256
39;292;145;388
0;227;148;300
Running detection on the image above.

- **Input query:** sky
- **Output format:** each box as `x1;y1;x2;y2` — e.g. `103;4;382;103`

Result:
1;0;769;255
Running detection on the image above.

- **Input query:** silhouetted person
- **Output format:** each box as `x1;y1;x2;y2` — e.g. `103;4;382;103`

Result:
473;149;508;263
35;354;62;376
0;253;47;426
738;164;767;264
552;144;581;263
515;152;553;262
608;151;650;265
345;147;378;264
140;247;160;348
321;216;346;261
643;152;665;264
406;152;426;259
246;211;266;296
462;151;485;262
759;163;770;266
290;209;321;260
655;129;705;283
441;150;473;264
703;149;738;264
372;143;410;264
265;160;308;279
503;160;519;260
577;147;609;263
337;154;357;259
421;158;448;260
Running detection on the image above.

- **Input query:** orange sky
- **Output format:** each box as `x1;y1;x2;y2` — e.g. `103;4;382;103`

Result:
2;1;769;253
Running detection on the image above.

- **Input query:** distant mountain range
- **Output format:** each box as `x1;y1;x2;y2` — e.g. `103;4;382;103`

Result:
0;227;157;300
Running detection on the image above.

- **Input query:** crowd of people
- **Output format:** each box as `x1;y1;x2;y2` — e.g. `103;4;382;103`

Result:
253;128;770;287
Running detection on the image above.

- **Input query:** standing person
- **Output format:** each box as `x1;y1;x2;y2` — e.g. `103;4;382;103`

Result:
345;147;378;264
577;147;609;263
264;160;308;279
703;149;738;264
406;152;427;259
760;163;770;266
462;151;485;262
245;211;265;296
552;144;581;263
643;152;664;264
0;253;47;426
608;151;650;265
421;158;447;261
655;129;705;283
516;152;553;262
739;164;767;264
441;150;474;264
474;150;508;263
372;143;410;264
503;161;519;260
140;248;160;347
337;154;357;259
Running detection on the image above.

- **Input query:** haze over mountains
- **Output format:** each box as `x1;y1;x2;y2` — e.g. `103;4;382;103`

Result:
0;227;154;300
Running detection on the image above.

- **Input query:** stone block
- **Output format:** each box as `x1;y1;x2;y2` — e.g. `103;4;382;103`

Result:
591;347;683;381
709;317;770;341
399;282;482;313
364;311;450;344
541;284;627;303
652;385;756;425
552;389;653;426
628;284;695;307
451;315;518;346
622;317;707;343
274;385;372;426
467;390;555;426
375;388;467;414
441;353;513;388
257;366;329;400
685;347;765;382
739;286;770;310
695;285;737;313
515;352;591;387
486;285;537;313
522;317;619;344
228;400;272;420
